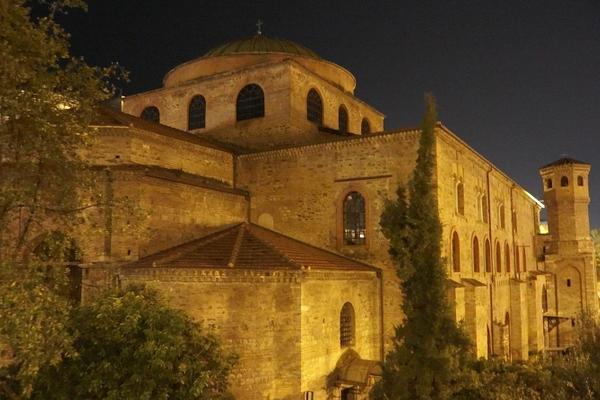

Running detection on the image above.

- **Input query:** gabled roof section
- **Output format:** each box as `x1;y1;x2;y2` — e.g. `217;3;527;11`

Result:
93;107;241;154
125;223;377;272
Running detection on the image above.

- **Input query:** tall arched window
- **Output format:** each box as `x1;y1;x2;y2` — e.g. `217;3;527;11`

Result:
560;176;569;187
577;176;584;186
141;106;160;123
505;243;511;273
338;105;348;134
485;239;491;273
361;118;371;134
456;182;465;215
522;247;527;272
452;232;461;272
542;285;548;313
343;192;366;245
499;204;505;229
514;246;520;273
496;242;502;273
546;178;553;189
481;194;489;223
188;95;206;130
340;302;355;347
473;236;480;273
236;84;264;121
306;89;323;125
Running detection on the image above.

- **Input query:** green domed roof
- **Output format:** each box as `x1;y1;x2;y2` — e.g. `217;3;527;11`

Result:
204;35;320;59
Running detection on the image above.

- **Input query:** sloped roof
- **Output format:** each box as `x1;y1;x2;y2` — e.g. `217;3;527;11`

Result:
541;157;590;169
125;223;377;272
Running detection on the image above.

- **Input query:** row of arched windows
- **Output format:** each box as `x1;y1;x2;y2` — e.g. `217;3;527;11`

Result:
140;86;372;135
140;84;266;127
451;231;529;274
455;183;505;229
306;88;371;135
545;175;585;189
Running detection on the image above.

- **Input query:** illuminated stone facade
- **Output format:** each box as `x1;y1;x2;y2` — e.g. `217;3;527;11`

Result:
74;35;596;399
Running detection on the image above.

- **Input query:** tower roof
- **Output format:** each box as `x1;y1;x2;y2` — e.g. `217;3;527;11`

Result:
541;157;590;169
203;35;321;59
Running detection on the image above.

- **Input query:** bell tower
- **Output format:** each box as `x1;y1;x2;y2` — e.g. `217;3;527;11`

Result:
539;157;597;348
540;157;592;249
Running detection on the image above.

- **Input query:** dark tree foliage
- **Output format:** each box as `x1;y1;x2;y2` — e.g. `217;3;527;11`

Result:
376;94;471;399
32;285;237;400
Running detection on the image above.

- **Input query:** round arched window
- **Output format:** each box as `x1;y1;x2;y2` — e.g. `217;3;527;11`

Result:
306;89;323;125
188;95;206;130
140;106;160;123
338;105;348;134
236;84;264;121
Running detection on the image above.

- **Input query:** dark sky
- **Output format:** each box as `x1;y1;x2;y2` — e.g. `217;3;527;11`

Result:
58;0;600;228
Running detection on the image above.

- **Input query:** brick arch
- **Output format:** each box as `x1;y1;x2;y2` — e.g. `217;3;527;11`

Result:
336;185;371;249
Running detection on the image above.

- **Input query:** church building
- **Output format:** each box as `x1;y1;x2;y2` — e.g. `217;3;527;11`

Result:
75;33;597;399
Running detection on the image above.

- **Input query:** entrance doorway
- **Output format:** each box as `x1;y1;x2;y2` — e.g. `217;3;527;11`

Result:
341;387;355;400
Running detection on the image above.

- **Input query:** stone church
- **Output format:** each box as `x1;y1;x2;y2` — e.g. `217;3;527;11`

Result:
74;33;596;399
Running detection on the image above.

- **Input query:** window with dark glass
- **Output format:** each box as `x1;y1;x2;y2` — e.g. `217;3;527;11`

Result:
473;236;480;273
577;176;584;186
452;232;460;272
515;246;520;273
522;247;527;272
499;204;505;229
188;95;206;130
542;285;548;313
338;105;348;133
306;89;323;125
141;106;160;123
340;302;355;347
561;176;569;187
361;118;370;134
546;178;553;189
485;239;491;272
236;84;264;121
496;242;502;273
343;192;366;245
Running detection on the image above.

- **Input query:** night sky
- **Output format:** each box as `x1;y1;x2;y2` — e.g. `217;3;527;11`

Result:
57;0;600;228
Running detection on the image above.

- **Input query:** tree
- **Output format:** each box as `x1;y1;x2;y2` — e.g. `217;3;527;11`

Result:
0;0;121;260
376;94;470;399
32;285;237;400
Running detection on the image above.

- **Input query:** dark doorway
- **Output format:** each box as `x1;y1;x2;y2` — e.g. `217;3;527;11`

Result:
341;387;354;400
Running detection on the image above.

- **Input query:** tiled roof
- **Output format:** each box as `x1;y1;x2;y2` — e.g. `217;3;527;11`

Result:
125;223;377;271
541;157;590;169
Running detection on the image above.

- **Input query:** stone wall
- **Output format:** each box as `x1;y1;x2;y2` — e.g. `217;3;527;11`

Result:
236;130;421;352
118;268;302;400
107;171;248;262
85;126;235;184
300;270;381;398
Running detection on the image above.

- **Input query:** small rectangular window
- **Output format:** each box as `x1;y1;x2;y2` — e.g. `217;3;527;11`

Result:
304;391;314;400
567;279;571;287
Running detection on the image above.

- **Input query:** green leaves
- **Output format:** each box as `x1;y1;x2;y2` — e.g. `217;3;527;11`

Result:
31;285;237;400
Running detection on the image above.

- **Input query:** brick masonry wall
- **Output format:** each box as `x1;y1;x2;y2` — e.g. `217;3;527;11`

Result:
237;130;421;352
118;268;302;400
300;270;381;397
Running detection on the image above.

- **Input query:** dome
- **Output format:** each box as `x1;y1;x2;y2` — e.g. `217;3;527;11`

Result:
203;35;321;59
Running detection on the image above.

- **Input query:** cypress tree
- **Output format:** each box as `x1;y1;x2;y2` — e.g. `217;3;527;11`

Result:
377;94;470;399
